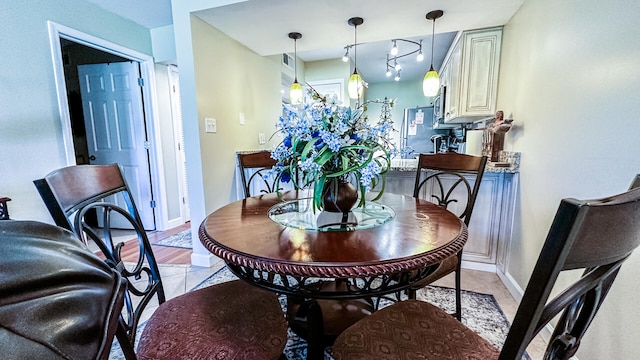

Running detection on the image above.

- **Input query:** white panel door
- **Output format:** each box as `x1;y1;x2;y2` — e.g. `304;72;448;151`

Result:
168;65;190;221
78;62;155;230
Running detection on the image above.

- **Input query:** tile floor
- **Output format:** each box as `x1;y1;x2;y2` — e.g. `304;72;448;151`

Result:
136;259;226;324
149;261;548;358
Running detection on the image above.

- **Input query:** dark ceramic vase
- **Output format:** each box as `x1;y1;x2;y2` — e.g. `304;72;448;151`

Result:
322;179;358;213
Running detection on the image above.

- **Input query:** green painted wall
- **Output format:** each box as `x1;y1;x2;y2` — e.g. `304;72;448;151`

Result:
0;1;152;222
365;78;435;150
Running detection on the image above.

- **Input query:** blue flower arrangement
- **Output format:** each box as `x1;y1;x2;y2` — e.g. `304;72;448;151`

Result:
270;90;396;211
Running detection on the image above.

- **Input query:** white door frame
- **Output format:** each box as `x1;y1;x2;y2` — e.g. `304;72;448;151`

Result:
47;21;171;231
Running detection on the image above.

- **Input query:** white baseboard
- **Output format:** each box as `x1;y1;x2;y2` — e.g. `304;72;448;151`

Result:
190;252;217;267
164;217;185;231
497;268;525;302
497;268;555;347
461;260;496;273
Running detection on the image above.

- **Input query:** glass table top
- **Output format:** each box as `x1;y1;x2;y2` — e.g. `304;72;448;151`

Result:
268;197;396;232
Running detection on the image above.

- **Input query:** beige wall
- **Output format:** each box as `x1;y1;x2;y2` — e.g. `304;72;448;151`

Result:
191;16;281;213
499;0;640;358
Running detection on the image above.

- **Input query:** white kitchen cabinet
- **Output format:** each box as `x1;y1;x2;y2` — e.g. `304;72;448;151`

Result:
440;27;503;123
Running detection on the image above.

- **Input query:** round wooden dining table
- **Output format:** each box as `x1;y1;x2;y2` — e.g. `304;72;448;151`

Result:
199;190;467;360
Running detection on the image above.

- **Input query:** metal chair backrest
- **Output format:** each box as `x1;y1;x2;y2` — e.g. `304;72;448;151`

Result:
237;150;279;198
500;186;640;359
34;164;164;351
414;152;488;226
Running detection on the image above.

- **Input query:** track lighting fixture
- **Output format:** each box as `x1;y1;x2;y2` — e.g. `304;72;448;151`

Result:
390;40;398;56
417;41;424;62
384;38;423;81
342;48;349;62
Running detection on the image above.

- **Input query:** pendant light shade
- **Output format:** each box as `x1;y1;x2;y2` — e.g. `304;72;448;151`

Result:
288;32;303;104
289;81;303;104
348;71;364;99
423;65;440;96
347;17;364;100
423;10;443;97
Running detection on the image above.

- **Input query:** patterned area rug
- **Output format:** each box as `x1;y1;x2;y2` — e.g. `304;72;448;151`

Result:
154;229;191;249
192;267;530;360
110;266;529;360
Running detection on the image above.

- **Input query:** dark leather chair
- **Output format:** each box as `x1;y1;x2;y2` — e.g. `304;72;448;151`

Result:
408;152;487;320
34;164;288;360
333;185;640;360
237;150;279;198
630;174;640;190
0;196;11;219
0;220;126;360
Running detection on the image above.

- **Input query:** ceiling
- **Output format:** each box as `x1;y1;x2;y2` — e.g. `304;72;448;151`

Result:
85;0;525;83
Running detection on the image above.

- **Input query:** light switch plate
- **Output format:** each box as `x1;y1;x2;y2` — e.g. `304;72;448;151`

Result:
239;112;245;125
205;118;217;133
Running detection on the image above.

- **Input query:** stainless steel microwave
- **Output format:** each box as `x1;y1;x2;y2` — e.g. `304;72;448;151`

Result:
433;85;446;123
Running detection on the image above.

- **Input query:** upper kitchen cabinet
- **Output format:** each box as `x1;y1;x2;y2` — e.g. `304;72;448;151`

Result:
440;27;502;123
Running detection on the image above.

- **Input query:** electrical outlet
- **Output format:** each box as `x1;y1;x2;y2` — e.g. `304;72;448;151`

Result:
239;112;245;125
205;118;217;133
258;133;266;145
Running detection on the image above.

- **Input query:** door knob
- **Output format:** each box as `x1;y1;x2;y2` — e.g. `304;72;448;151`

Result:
89;155;96;161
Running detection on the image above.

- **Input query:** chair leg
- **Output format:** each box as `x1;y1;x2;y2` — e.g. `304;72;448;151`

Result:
115;321;137;360
454;252;463;321
407;287;417;300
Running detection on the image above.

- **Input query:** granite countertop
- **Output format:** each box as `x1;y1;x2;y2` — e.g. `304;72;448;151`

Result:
390;151;520;174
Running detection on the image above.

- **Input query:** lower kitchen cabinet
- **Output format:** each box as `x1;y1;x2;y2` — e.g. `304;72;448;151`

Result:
383;167;518;268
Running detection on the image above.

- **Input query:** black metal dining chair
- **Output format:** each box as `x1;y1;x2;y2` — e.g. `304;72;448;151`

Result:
34;164;288;360
0;220;127;360
408;152;488;320
332;184;640;360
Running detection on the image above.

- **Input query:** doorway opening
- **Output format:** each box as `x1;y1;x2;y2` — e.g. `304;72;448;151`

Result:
48;21;172;231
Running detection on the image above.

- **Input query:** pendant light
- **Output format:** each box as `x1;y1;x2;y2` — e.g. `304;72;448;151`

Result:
347;17;364;100
423;10;443;97
288;32;303;104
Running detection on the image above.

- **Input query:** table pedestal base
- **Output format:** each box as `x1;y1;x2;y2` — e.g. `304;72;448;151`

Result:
287;297;374;360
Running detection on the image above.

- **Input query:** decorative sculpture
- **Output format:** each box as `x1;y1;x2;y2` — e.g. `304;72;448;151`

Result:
481;110;513;162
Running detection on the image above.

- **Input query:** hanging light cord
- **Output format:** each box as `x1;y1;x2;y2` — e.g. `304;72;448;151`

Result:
430;17;435;67
294;38;298;81
354;24;358;72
